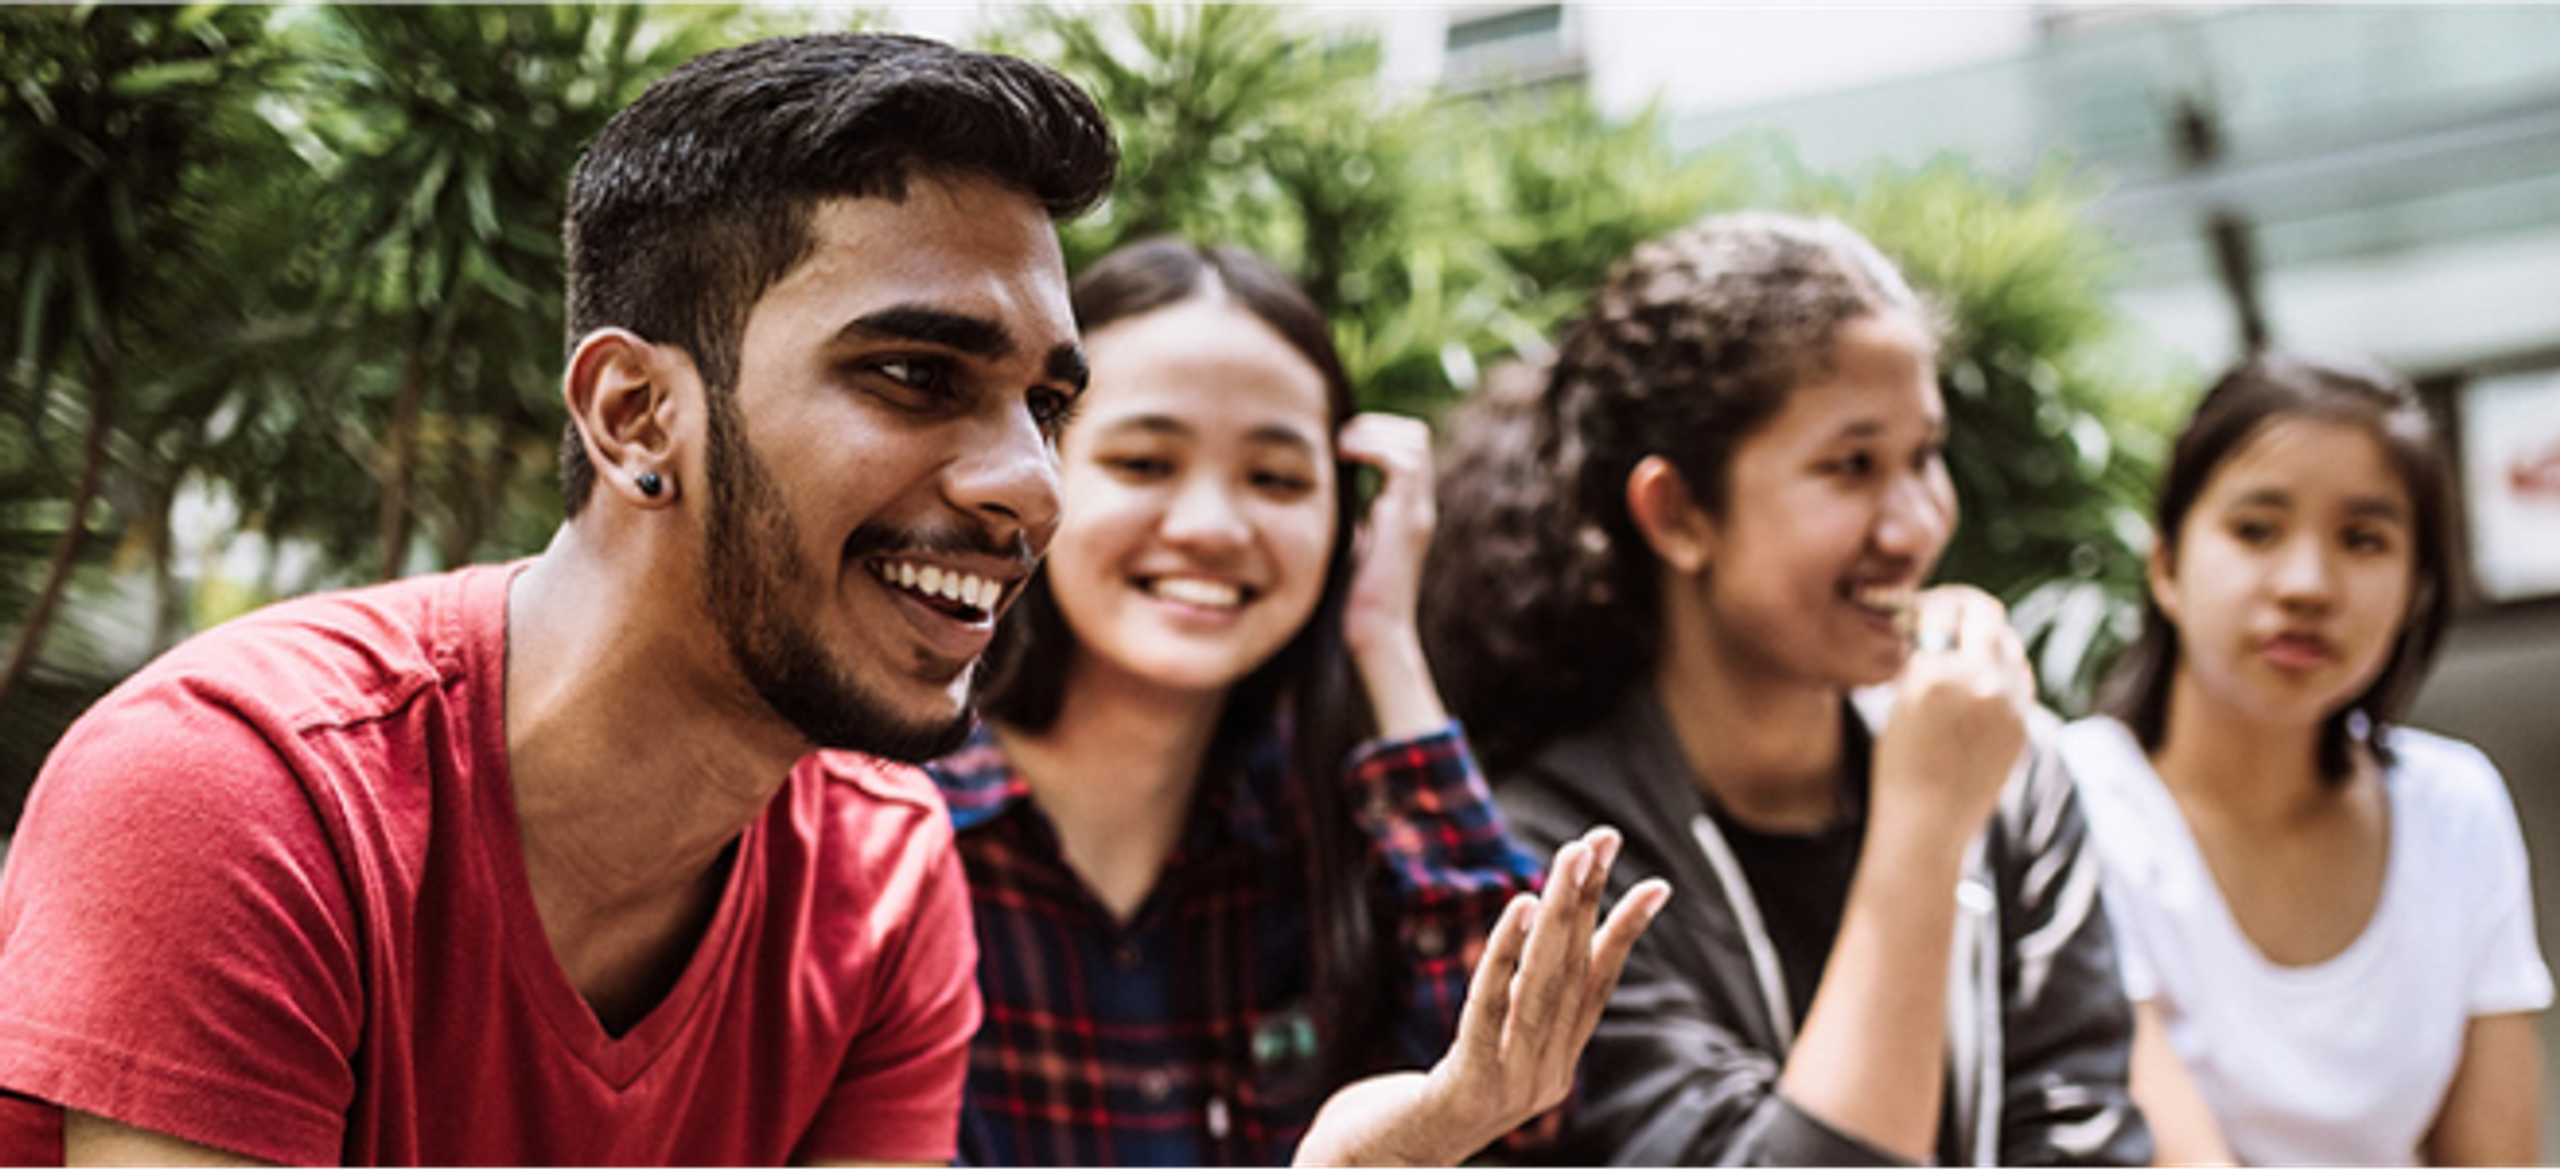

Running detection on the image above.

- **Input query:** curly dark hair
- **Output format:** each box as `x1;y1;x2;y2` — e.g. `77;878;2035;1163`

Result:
1424;213;1935;767
558;32;1118;517
2098;349;2458;784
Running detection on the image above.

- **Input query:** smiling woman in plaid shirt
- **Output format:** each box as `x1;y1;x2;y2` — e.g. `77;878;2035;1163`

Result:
926;237;1668;1166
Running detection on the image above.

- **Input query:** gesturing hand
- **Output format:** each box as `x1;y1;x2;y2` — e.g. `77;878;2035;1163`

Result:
1292;827;1673;1167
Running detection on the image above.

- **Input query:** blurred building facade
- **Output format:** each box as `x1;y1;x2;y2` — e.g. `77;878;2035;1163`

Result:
1356;5;2560;375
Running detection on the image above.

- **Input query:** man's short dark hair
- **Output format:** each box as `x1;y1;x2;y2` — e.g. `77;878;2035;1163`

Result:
558;32;1117;516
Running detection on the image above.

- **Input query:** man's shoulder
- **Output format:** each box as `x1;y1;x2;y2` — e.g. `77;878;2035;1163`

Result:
802;750;943;815
793;751;958;873
21;565;512;875
782;753;966;945
105;564;504;732
41;565;506;780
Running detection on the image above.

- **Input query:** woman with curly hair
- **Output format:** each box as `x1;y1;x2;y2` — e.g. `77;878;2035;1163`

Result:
1424;213;2150;1165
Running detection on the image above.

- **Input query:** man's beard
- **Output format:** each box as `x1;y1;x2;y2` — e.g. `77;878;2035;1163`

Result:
699;392;975;763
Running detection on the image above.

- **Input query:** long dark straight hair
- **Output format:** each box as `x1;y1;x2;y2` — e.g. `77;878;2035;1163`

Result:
975;236;1384;1088
2099;349;2460;782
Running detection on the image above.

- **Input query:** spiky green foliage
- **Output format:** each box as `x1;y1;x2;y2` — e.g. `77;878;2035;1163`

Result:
272;5;761;579
986;5;1754;418
0;5;769;821
0;4;295;820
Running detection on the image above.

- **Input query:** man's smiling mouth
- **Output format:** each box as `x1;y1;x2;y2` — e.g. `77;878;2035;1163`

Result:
873;558;1003;622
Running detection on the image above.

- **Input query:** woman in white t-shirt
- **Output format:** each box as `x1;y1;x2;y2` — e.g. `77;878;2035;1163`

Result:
2062;350;2552;1165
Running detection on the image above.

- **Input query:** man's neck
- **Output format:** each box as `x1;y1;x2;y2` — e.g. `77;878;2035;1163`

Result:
501;528;808;1027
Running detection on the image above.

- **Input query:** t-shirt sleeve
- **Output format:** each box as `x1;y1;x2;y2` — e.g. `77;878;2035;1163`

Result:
0;678;365;1164
2446;744;2556;1018
1993;728;2152;1167
794;815;979;1164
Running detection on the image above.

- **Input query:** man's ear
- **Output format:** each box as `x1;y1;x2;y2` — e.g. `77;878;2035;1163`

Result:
564;328;680;506
1625;455;1715;575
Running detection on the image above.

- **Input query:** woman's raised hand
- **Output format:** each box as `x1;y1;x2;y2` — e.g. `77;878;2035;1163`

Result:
1292;827;1672;1167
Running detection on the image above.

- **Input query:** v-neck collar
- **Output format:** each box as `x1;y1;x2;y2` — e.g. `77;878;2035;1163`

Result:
472;561;765;1089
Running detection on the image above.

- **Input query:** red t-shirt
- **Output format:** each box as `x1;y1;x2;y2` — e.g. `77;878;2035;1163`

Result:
0;562;977;1164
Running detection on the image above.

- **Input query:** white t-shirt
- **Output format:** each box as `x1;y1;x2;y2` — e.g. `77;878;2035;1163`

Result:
2062;716;2554;1166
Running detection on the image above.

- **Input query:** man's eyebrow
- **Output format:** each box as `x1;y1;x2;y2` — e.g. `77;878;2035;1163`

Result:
835;306;1086;393
1048;344;1089;393
836;305;1013;360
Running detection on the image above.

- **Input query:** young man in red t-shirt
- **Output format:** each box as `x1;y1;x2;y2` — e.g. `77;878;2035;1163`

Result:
0;32;1113;1164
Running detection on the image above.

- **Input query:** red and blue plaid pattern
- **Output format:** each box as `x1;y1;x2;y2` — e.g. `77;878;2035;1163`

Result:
929;720;1539;1166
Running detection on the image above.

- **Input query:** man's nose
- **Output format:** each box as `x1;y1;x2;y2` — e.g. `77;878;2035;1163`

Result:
952;405;1064;555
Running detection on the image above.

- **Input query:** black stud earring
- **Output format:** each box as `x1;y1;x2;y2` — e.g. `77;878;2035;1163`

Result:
636;470;664;498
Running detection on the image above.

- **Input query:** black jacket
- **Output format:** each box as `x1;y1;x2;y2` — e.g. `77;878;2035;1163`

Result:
1493;688;2151;1166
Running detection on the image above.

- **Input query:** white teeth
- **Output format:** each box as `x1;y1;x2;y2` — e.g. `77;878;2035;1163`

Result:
876;561;1003;613
1150;576;1242;609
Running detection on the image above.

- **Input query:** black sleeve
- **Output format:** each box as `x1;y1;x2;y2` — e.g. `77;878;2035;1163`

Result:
1991;733;2155;1166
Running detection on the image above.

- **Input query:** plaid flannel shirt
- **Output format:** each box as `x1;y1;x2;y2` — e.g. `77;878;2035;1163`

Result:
928;719;1539;1166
